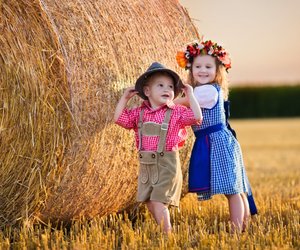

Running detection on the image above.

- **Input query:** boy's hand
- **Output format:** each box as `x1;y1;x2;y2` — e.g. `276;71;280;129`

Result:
182;83;193;96
174;84;193;107
114;87;138;122
181;83;202;122
123;87;138;100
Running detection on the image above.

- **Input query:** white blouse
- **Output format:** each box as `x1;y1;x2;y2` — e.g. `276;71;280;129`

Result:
194;85;218;109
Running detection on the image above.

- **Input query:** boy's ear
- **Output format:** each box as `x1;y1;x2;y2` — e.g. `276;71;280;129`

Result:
143;86;150;97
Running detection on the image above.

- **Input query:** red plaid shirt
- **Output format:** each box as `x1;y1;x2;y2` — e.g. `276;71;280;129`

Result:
116;101;199;151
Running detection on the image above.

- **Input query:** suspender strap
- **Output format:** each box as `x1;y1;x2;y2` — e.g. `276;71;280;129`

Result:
138;109;145;150
157;109;172;153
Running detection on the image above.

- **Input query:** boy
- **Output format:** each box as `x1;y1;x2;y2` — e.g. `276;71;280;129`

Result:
114;62;202;233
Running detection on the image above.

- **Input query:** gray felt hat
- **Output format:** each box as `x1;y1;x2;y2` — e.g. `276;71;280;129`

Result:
135;62;183;100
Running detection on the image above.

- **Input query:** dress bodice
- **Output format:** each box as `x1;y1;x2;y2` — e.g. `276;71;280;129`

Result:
192;84;226;131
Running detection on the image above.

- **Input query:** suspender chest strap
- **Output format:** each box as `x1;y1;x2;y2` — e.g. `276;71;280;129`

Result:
137;108;172;152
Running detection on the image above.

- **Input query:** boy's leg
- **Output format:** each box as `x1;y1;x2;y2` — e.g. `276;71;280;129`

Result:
226;194;244;232
146;200;154;215
147;200;172;233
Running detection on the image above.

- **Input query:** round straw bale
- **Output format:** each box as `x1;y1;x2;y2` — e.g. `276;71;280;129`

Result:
0;0;199;226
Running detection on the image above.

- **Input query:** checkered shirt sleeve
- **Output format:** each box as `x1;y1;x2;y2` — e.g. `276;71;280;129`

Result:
115;107;140;129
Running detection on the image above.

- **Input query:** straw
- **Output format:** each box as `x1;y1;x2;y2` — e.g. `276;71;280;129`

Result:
0;0;199;226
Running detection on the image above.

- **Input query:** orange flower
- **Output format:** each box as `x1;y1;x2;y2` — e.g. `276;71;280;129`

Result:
176;51;187;68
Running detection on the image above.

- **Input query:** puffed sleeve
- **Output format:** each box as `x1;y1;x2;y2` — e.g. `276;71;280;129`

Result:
194;85;218;109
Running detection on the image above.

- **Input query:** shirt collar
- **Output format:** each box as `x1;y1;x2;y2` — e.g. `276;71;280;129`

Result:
141;100;176;111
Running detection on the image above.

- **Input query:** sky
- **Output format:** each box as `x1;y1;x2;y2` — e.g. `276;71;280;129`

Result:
179;0;300;85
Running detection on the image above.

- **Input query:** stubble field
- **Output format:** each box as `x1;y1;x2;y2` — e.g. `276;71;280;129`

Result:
0;118;299;249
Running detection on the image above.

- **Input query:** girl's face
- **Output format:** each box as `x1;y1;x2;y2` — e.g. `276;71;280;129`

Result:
192;55;217;85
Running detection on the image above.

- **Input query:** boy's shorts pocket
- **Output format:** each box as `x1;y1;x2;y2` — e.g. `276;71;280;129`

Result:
138;152;158;184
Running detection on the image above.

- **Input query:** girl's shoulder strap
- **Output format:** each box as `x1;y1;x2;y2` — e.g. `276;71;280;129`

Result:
211;83;221;91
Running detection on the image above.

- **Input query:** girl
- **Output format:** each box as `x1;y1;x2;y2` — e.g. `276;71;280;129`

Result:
176;40;257;232
114;62;202;233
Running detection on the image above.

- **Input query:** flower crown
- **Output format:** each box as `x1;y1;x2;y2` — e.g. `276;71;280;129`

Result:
176;40;231;71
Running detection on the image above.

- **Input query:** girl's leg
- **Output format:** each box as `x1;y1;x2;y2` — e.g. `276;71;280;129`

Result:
146;200;172;233
240;193;251;230
226;194;244;232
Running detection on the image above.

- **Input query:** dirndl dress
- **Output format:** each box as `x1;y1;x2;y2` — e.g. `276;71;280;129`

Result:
189;84;257;215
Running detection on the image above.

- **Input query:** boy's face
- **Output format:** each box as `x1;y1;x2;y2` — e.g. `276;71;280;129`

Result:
143;74;175;109
192;55;217;85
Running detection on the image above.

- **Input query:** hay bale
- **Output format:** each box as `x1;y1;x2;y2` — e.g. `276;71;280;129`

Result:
0;0;199;225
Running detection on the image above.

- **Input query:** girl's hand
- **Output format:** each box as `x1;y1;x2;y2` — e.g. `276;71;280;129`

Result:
123;87;138;100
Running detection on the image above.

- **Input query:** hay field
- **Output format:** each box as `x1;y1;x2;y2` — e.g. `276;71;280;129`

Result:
0;118;299;249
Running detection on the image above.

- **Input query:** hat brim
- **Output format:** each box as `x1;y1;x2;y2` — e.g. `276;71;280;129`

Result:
135;68;183;100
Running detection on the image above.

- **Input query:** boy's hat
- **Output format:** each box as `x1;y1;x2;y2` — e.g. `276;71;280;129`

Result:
135;62;183;100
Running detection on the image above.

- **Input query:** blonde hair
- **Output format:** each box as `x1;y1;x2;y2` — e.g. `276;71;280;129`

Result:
187;57;229;100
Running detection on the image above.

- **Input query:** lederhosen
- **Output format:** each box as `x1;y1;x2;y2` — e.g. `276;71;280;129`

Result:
137;108;182;207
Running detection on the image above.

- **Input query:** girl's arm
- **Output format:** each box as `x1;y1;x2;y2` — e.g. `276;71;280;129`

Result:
113;87;138;122
182;84;203;122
